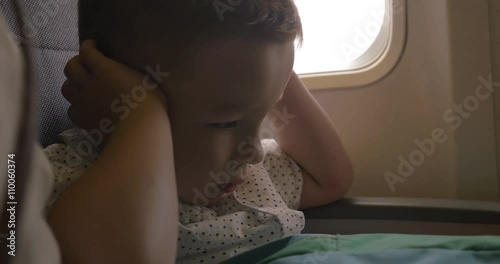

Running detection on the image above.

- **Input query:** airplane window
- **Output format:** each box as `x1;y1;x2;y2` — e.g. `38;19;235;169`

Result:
293;0;388;75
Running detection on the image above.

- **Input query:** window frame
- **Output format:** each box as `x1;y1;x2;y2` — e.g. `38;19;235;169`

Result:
298;0;407;90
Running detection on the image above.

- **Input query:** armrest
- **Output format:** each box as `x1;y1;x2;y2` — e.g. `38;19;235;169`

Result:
302;197;500;224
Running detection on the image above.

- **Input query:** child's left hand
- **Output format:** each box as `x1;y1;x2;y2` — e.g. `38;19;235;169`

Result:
266;71;353;209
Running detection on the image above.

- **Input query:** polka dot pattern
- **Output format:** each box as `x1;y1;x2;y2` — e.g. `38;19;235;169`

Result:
43;130;305;264
177;139;304;263
43;128;99;211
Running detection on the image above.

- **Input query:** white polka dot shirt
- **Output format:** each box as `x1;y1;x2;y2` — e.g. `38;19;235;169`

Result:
43;128;305;264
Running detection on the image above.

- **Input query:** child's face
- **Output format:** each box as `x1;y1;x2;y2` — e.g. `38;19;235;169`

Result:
163;37;295;207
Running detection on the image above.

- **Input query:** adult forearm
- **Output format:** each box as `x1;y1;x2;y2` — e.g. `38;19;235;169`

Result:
271;72;353;195
48;97;178;264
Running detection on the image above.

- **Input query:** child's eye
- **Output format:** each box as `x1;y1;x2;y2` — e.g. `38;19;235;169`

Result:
210;121;239;130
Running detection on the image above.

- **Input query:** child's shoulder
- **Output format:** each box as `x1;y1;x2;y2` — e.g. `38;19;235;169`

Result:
260;138;301;172
258;138;304;210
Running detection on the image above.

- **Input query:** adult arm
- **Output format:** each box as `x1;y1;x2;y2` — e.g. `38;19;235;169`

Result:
48;42;178;264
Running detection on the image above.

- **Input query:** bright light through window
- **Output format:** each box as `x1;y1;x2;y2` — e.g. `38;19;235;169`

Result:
294;0;387;75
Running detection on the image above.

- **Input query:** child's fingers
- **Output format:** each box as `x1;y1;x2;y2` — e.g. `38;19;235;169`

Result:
64;55;92;88
67;104;86;128
61;80;85;105
79;39;109;73
67;105;93;130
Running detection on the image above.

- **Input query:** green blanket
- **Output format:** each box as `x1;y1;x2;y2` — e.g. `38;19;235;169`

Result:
222;234;500;264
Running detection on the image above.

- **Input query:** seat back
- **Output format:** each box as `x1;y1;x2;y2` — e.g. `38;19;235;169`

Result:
0;0;79;147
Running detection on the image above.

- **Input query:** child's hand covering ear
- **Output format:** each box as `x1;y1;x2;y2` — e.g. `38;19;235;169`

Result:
61;40;167;145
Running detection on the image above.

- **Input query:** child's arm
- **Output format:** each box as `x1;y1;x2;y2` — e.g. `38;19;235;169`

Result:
270;71;353;210
48;41;178;264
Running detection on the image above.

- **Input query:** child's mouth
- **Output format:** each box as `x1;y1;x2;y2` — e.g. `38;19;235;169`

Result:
218;166;246;193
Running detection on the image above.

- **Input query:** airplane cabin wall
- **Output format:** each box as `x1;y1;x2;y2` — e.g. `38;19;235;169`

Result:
490;0;500;201
308;0;500;201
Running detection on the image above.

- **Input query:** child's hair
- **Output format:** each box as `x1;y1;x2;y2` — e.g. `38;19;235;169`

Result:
78;0;303;67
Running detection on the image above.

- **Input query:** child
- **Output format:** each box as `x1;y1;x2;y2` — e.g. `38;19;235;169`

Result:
44;0;354;263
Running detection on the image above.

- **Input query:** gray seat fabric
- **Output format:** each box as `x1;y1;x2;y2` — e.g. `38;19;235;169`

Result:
0;0;79;147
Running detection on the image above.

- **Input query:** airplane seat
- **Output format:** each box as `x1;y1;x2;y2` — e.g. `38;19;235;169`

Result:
0;0;78;148
1;0;499;243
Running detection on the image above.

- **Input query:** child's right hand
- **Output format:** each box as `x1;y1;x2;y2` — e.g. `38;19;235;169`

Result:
62;40;167;137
